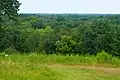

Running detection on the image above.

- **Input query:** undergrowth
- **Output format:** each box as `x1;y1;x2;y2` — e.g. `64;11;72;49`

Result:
1;51;120;67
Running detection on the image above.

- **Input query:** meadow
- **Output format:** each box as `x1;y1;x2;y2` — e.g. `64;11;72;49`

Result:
0;51;120;80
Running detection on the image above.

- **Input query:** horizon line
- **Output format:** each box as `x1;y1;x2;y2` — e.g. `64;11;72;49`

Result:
19;12;120;14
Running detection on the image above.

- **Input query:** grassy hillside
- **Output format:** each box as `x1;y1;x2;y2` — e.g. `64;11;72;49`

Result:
0;52;120;80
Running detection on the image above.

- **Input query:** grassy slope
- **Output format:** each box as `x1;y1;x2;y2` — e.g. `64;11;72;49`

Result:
0;53;120;80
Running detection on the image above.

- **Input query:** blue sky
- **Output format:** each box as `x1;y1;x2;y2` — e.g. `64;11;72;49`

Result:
18;0;120;14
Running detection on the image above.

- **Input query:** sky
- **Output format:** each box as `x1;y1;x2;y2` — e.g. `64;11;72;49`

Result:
18;0;120;14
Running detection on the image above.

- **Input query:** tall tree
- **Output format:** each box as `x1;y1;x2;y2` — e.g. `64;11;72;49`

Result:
0;0;21;24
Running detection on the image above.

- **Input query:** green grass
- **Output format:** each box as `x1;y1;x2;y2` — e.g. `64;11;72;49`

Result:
0;52;120;80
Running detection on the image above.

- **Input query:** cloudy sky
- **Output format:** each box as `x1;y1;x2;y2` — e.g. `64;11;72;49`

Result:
18;0;120;14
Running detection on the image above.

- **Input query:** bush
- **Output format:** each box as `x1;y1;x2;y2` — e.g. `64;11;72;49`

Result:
0;53;6;57
96;51;112;63
4;47;19;54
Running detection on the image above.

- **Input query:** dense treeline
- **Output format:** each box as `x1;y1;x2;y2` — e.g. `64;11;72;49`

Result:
0;14;120;56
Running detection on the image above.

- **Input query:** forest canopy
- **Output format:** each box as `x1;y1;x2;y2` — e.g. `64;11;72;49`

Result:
0;13;120;56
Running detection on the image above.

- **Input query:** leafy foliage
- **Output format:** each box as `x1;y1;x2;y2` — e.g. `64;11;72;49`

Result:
0;14;120;56
4;47;19;54
0;0;21;25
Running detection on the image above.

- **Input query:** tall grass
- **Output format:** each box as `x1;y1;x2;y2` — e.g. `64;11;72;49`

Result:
1;51;120;67
0;59;65;80
1;51;120;80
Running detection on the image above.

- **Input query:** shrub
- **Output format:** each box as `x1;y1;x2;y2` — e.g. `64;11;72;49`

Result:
4;47;19;54
0;53;6;57
96;51;112;63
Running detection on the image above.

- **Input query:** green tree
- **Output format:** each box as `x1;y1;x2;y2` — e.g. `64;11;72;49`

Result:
0;0;21;24
18;28;34;52
24;30;40;52
55;35;77;54
0;26;21;52
90;19;120;55
38;26;57;53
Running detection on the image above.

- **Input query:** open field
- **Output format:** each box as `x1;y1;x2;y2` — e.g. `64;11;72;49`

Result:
0;53;120;80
